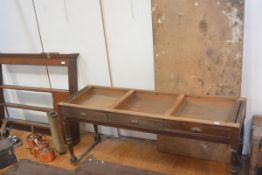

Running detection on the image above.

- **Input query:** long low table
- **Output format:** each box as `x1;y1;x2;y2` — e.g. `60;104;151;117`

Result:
58;85;246;174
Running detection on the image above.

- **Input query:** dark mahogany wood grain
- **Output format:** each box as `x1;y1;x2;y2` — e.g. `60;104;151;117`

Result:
0;53;79;66
59;85;246;173
0;53;80;144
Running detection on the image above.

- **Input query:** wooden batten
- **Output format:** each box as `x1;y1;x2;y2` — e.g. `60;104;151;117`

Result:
0;85;69;94
0;53;79;66
112;90;136;108
0;102;52;113
164;94;185;115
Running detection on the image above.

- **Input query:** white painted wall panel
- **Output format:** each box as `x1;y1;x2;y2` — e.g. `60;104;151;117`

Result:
0;0;42;52
101;0;154;90
25;1;113;131
0;0;52;122
32;0;112;88
0;0;155;139
241;0;262;153
0;0;112;124
101;0;155;139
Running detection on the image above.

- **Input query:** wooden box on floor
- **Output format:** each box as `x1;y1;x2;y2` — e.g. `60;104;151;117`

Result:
157;136;231;163
250;115;262;175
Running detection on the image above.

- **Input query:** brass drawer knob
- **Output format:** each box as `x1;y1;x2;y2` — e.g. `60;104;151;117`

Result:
191;127;201;133
131;119;139;124
80;112;87;116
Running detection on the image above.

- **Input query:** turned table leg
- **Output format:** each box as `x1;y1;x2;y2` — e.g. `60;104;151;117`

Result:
231;124;244;174
93;124;101;142
64;119;77;164
231;150;241;174
76;124;101;162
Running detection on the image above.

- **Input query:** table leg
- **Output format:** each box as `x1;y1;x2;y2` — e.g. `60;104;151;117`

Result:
231;124;244;174
64;120;77;164
64;122;101;164
77;124;101;162
231;149;240;174
93;124;101;142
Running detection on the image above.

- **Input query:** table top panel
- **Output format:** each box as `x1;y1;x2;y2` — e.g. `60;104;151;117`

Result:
69;87;128;108
173;97;237;122
60;85;245;126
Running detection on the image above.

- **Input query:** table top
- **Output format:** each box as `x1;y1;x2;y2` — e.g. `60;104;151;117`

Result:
59;85;245;127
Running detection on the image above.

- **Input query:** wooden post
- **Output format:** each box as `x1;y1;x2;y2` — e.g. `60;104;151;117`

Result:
47;111;66;154
68;57;80;144
0;64;5;119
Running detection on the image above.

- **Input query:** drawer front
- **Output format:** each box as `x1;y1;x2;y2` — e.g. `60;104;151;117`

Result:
163;121;231;137
62;107;107;122
108;113;163;131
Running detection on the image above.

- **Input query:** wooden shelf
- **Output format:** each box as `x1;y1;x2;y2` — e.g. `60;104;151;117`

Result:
0;102;52;113
0;53;80;143
0;118;50;134
0;85;69;93
0;53;79;66
164;94;185;115
3;118;49;129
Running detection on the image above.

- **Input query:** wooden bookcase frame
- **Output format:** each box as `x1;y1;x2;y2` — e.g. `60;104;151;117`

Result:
0;53;80;144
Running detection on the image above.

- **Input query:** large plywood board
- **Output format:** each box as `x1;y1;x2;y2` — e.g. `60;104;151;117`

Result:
152;0;244;96
152;0;245;162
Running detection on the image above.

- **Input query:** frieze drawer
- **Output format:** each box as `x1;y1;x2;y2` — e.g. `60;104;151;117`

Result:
62;107;107;122
108;113;163;131
163;120;231;138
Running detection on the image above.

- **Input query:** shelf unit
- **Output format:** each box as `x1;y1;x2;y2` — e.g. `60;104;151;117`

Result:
0;53;80;144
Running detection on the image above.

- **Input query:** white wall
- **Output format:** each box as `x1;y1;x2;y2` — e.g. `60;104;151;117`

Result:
241;0;262;153
101;0;155;139
0;0;154;138
0;0;262;154
0;0;55;123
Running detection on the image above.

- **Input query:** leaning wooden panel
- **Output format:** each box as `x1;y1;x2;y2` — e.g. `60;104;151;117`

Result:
152;0;244;96
152;0;245;163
